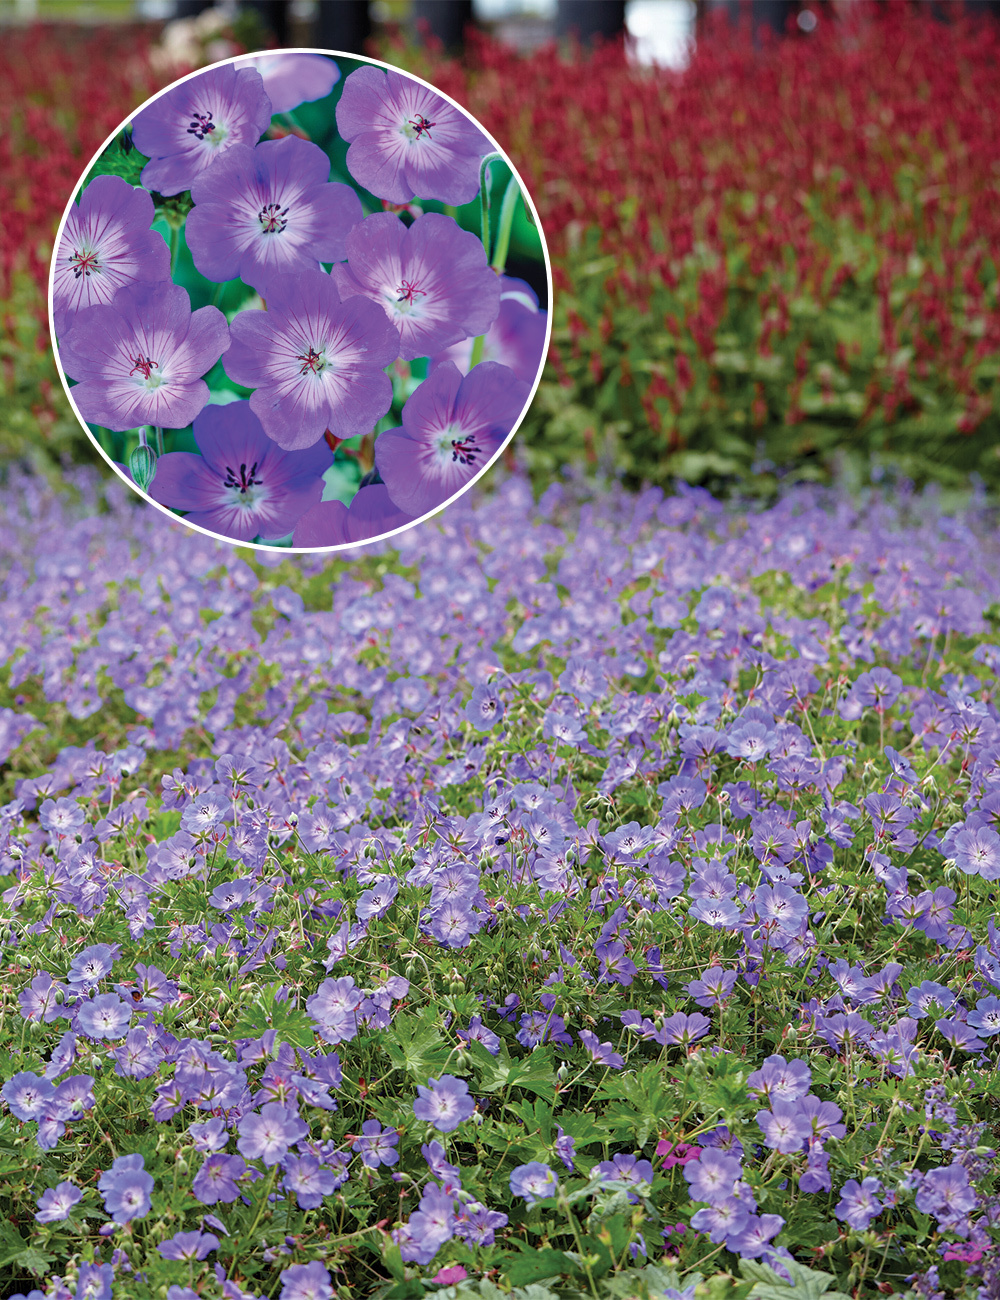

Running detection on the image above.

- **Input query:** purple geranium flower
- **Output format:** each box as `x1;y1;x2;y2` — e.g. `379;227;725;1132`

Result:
192;1153;246;1205
835;1176;883;1230
509;1161;558;1205
279;1260;335;1300
237;1102;308;1166
97;1152;154;1223
132;63;273;196
430;276;548;386
157;1230;220;1261
333;212;499;362
75;992;133;1040
186;138;362;293
465;682;504;730
292;485;415;548
35;1181;83;1223
953;825;1000;879
224;270;398;450
336;66;491;205
53;176;170;337
236;52;340;115
148;401;329;542
413;1075;475;1132
59;281;228;432
376;360;528;516
354;1119;400;1169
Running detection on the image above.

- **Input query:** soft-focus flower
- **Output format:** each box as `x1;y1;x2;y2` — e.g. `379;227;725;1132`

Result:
35;1181;83;1223
148;401;330;541
98;1152;154;1223
223;270;398;450
236;52;340;115
375;360;528;516
186;138;363;293
336;66;491;204
430;276;548;385
132;63;273;195
509;1161;558;1204
292;486;415;548
413;1075;476;1132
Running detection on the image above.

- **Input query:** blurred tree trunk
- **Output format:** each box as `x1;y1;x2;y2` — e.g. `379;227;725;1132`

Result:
555;1;627;43
240;0;289;44
412;1;475;52
314;0;373;53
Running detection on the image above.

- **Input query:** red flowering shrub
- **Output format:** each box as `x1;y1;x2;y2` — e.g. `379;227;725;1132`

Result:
394;4;1000;491
0;25;164;469
3;9;1000;491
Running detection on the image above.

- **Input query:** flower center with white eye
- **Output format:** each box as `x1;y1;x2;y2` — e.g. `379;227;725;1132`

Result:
188;110;227;146
435;426;480;467
296;345;328;377
69;247;101;279
258;203;289;234
222;462;265;509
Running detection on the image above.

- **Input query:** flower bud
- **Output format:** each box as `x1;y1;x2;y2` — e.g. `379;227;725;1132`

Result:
128;443;158;492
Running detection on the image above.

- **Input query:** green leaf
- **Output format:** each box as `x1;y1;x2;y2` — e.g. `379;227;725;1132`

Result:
384;1012;449;1077
503;1249;576;1286
82;134;149;190
739;1259;852;1300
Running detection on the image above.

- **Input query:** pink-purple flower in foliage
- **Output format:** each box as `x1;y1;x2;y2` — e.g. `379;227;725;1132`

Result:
59;282;228;432
224;269;398;450
292;485;415;548
131;64;273;197
236;53;340;115
430;276;548;386
332;212;499;362
53;176;170;337
336;66;491;205
147;401;330;542
185;138;363;293
376;360;528;516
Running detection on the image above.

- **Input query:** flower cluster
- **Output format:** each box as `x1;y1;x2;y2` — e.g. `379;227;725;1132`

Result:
50;53;547;546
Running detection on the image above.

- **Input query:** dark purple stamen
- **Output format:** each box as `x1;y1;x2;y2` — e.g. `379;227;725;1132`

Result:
223;462;263;494
451;436;480;466
187;111;217;141
258;203;289;234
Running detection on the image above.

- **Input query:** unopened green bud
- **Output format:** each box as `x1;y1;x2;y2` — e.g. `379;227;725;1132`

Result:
128;443;158;492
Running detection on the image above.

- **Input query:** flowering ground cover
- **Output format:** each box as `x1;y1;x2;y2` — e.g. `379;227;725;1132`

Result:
0;466;997;1299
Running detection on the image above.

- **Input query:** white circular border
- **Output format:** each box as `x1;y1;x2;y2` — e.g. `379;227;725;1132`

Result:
48;46;554;555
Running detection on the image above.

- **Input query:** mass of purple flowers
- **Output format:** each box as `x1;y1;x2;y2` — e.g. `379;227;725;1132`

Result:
0;463;998;1298
51;54;547;549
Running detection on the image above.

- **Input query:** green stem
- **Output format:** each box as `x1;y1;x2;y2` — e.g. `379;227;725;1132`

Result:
169;224;180;277
154;426;164;456
210;280;226;309
280;110;310;139
478;150;503;257
469;333;486;368
490;175;521;276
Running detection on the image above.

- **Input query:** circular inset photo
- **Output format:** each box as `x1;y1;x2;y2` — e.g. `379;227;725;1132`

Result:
49;50;551;550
